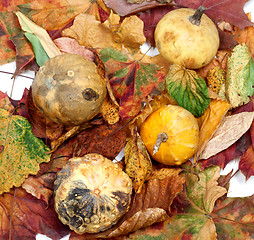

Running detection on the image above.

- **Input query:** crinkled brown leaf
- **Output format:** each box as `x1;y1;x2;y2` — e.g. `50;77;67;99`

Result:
198;111;254;160
0;187;69;239
124;132;153;193
62;11;146;51
100;95;120;124
73;121;126;160
96;208;168;238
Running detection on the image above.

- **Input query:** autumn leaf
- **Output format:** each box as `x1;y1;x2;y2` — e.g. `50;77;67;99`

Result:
195;99;230;160
95;208;168;238
100;47;166;119
14;89;64;141
0;187;69;240
0;91;14;111
198;111;254;160
21;172;55;204
15;11;61;65
103;0;162;17
74;167;185;239
53;37;95;61
226;44;254;108
62;11;146;51
166;64;211;117
9;32;35;76
239;144;254;180
124;132;153;193
72;121;127;160
0;108;51;194
0;11;20;65
17;0;92;31
117;165;227;239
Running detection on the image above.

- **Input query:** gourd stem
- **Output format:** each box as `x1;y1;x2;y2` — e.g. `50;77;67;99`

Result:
153;132;168;155
189;6;207;26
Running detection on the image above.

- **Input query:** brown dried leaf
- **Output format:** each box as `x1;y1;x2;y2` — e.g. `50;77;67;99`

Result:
62;11;146;51
21;172;55;204
100;95;120;124
124;132;153;193
199;112;254;160
98;208;168;238
73;121;127;160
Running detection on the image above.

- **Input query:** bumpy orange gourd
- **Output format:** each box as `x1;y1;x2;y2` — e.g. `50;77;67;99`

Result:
140;105;199;165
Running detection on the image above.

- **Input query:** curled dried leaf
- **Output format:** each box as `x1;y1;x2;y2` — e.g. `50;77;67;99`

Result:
124;132;152;192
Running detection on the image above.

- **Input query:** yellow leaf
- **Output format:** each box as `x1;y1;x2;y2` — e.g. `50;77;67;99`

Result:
124;132;152;193
196;99;230;160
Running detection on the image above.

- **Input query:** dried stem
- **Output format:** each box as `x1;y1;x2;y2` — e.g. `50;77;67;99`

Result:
153;132;168;155
189;6;207;26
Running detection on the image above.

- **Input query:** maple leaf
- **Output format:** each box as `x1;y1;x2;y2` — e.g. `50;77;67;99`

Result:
0;108;51;194
100;47;166;119
0;187;69;240
17;0;92;31
0;11;20;65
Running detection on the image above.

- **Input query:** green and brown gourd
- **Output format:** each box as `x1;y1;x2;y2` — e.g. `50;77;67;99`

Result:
32;53;107;125
54;153;132;234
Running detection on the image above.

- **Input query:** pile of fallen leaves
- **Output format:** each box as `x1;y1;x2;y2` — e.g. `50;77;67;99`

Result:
0;0;254;239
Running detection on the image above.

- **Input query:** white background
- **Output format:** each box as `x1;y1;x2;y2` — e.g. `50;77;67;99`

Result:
0;1;254;240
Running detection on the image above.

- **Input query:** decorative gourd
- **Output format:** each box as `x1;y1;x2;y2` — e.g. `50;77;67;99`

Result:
154;7;219;69
54;153;132;234
140;105;199;165
32;53;107;125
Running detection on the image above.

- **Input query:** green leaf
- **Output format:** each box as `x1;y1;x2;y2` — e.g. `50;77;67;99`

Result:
226;43;254;108
0;108;51;194
24;32;49;66
166;64;211;117
100;47;128;62
15;11;61;65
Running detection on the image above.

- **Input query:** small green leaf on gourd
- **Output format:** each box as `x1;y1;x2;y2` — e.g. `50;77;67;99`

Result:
226;43;254;108
0;108;51;194
166;64;211;117
24;32;49;66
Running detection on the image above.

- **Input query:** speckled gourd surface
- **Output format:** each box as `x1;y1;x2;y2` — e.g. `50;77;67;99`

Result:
54;153;133;234
32;53;107;125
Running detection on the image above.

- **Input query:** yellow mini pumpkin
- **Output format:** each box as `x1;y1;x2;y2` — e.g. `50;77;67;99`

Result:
154;7;219;69
140;105;199;165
